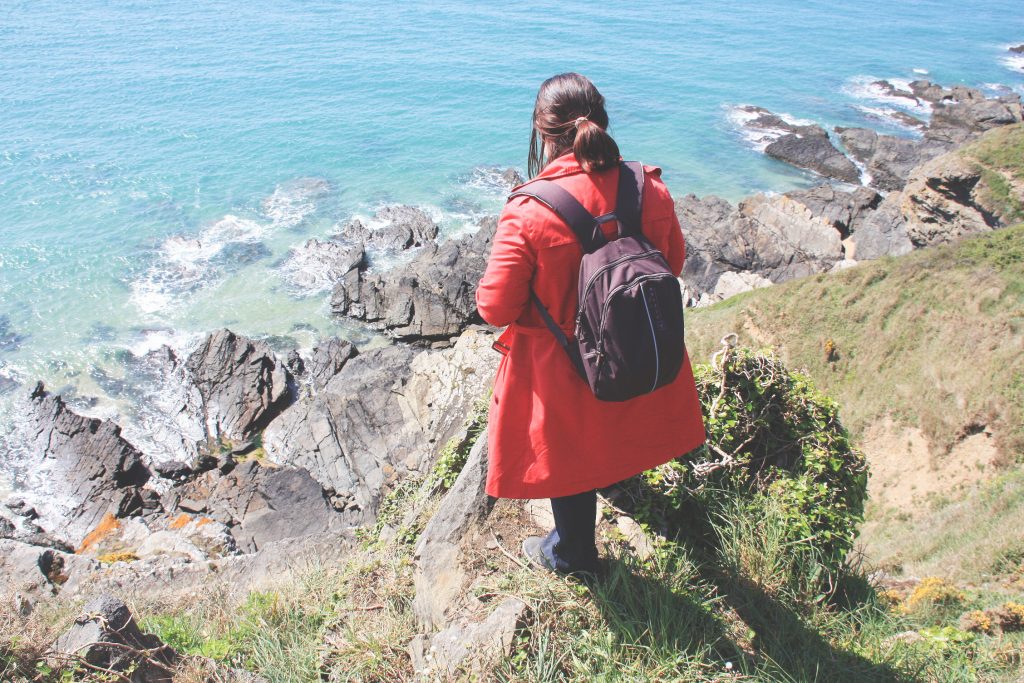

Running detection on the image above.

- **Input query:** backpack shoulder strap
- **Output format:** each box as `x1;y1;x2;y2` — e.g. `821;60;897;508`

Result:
615;161;645;237
508;180;605;253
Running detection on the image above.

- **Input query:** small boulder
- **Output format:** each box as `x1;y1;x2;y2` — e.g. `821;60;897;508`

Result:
409;598;528;678
50;595;177;682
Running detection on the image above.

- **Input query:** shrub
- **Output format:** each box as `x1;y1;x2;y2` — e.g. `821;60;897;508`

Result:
633;345;868;575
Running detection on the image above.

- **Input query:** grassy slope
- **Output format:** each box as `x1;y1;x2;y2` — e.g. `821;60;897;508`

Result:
685;223;1024;464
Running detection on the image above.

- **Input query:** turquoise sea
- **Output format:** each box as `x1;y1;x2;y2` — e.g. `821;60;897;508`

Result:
1;0;1023;490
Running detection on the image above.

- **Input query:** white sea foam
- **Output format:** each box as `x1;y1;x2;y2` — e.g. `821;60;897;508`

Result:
261;177;331;227
1001;54;1024;74
913;68;930;75
277;238;364;295
853;105;925;132
130;215;266;314
464;166;524;196
842;75;932;116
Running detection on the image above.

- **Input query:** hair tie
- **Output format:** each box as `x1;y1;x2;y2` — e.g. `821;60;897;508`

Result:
573;116;589;129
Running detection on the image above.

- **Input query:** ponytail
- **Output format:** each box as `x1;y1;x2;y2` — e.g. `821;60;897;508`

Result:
528;73;620;177
573;119;620;173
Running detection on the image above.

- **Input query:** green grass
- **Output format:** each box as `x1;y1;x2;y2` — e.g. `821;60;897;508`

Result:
685;223;1024;463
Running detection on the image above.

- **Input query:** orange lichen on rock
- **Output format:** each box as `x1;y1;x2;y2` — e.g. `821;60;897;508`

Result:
195;517;212;527
77;512;122;554
168;513;193;530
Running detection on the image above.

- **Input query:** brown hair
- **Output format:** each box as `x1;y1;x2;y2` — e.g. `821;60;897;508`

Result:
527;73;620;178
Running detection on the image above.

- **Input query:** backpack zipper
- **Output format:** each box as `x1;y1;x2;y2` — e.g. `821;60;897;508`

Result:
595;272;676;362
574;249;660;334
640;282;660;393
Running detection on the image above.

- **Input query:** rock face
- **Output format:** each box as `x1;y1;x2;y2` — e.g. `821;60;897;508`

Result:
331;216;496;342
784;184;882;237
928;94;1023;145
336;205;439;251
0;539;97;603
838;91;1022;191
901;153;1001;247
409;597;528;678
765;129;861;183
263;327;499;521
413;432;493;630
133;330;295;469
302;337;359;392
676;193;845;304
844;193;913;261
837;127;949;192
184;329;294;445
170;460;339;553
27;383;152;547
50;594;178;682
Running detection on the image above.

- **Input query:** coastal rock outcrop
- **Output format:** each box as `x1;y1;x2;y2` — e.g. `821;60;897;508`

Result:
336;205;439;251
27;383;153;547
262;327;498;521
676;193;845;304
133;330;295;469
765;129;861;183
784;184;882;237
184;329;294;444
330;216;496;343
927;93;1023;145
168;460;340;553
0;539;97;604
413;433;493;630
843;193;914;261
836;127;948;192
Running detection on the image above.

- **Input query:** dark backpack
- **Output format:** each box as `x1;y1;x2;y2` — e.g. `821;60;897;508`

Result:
509;161;685;402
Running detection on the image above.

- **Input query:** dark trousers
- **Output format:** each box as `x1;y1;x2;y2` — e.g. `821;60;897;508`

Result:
540;489;599;573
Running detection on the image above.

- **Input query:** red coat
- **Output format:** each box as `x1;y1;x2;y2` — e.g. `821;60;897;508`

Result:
476;153;706;499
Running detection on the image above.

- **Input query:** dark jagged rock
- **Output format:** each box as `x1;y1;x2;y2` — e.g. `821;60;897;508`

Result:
765;128;861;183
28;383;152;547
330;216;496;343
305;337;358;390
50;594;178;682
872;79;923;105
337;205;439;251
845;193;913;261
172;460;340;553
184;329;294;445
128;331;293;468
928;95;1023;145
1011;44;1024;54
785;184;882;238
909;79;951;103
501;167;524;188
836;127;950;192
676;193;844;304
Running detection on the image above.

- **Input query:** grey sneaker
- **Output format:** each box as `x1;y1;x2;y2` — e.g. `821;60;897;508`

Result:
522;536;556;572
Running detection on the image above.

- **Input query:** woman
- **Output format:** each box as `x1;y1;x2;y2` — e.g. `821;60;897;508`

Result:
475;73;706;575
